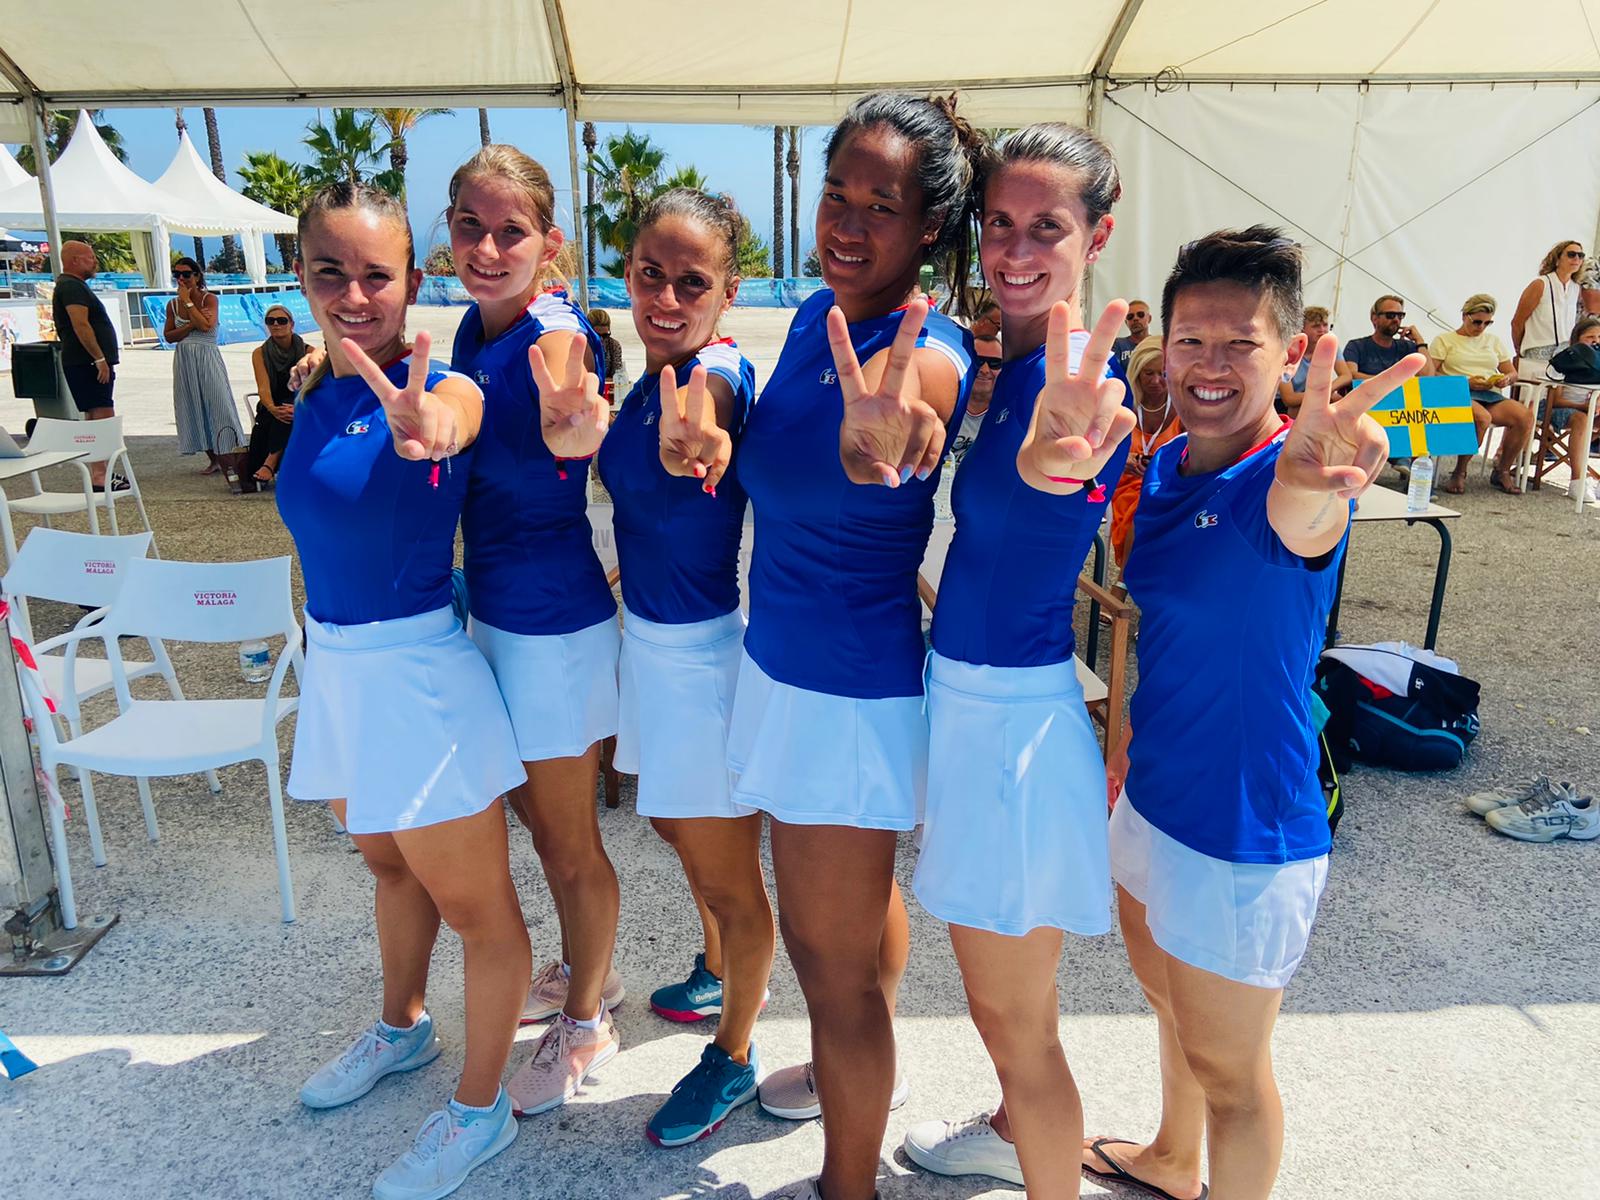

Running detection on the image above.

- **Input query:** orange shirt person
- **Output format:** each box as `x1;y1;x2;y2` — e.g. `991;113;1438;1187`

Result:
1110;335;1181;568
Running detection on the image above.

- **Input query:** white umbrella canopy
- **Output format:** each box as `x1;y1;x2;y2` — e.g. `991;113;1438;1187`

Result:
154;131;296;235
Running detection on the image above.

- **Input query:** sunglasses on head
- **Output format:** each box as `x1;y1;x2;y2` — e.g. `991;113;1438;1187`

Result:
976;355;1002;371
173;269;195;279
265;315;291;326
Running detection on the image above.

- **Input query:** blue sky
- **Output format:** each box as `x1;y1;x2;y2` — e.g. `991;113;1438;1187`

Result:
14;106;826;273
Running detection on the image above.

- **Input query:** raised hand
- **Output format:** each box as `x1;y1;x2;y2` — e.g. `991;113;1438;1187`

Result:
658;362;731;494
341;329;461;462
288;344;326;394
833;298;944;487
529;331;607;459
1277;333;1423;499
1017;300;1136;491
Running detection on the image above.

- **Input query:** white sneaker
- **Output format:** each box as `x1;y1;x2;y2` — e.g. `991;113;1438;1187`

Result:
301;1014;442;1109
1486;791;1600;842
903;1112;1024;1185
772;1182;822;1200
756;1059;909;1120
1567;479;1599;505
372;1090;518;1200
1465;775;1576;817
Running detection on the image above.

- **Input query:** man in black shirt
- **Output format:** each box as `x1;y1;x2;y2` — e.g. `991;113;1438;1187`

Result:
51;240;119;484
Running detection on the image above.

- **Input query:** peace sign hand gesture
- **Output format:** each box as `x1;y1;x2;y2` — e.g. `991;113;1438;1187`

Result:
658;362;731;494
832;298;945;487
342;330;462;461
1277;333;1422;499
529;331;608;459
1016;300;1136;493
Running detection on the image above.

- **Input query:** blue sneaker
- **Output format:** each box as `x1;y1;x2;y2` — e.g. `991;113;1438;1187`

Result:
645;1042;759;1147
650;954;723;1023
301;1013;442;1110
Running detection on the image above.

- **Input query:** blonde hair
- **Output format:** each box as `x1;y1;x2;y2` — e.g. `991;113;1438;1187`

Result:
1538;239;1584;277
1126;335;1165;405
1303;305;1330;325
1462;293;1497;316
445;144;566;290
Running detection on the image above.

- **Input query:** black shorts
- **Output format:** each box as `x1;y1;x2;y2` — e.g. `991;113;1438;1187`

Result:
62;361;115;413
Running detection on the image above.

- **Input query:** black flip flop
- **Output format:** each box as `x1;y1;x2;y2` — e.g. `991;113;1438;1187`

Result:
1082;1138;1208;1200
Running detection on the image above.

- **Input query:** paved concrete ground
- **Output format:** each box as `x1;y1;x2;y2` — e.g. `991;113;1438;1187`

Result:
1;309;1597;1199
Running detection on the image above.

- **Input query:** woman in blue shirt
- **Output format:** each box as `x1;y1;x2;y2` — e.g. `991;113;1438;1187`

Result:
441;146;628;1119
899;122;1137;1198
280;182;528;1200
730;92;980;1200
594;188;774;1147
1086;229;1418;1200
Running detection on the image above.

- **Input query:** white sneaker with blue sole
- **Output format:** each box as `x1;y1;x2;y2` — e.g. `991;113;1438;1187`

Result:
373;1090;518;1200
301;1013;442;1110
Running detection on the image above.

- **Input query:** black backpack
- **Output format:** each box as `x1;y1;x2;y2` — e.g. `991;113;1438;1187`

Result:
1549;342;1600;385
1313;649;1481;772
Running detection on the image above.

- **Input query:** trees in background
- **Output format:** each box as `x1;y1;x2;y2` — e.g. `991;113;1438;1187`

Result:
364;108;452;199
238;151;314;268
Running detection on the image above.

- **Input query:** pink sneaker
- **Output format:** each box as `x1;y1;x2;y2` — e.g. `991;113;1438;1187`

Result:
507;1011;620;1117
520;959;627;1024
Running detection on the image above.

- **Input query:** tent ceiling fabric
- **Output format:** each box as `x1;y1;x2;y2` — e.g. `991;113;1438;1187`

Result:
2;2;1597;115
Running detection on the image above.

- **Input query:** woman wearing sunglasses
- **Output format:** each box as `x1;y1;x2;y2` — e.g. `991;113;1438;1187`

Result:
163;256;246;475
1426;293;1533;495
240;303;308;490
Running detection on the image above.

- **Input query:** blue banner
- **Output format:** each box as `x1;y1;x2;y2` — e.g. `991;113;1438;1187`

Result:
142;292;289;348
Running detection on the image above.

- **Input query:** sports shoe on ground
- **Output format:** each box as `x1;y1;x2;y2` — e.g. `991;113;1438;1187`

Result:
520;959;626;1024
1568;478;1599;505
1486;791;1599;842
650;953;723;1022
757;1059;909;1120
646;1042;760;1146
300;1013;441;1110
903;1112;1023;1185
1464;775;1575;817
372;1089;518;1200
771;1182;822;1200
507;1011;620;1117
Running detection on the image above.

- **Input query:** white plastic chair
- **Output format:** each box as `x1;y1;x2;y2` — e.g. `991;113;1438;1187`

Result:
1;527;220;867
3;417;157;559
14;556;303;924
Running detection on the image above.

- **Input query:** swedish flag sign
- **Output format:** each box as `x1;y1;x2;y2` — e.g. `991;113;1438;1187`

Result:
1366;376;1480;457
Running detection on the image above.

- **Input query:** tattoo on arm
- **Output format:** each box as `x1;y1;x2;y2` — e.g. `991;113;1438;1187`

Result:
1304;493;1338;533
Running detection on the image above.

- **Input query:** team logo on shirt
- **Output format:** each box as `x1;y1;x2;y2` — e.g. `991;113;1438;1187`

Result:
345;419;371;436
474;370;491;386
644;411;657;425
994;408;1009;424
819;368;838;385
1194;510;1219;529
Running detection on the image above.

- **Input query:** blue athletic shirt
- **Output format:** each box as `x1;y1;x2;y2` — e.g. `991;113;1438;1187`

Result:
737;289;974;699
596;339;757;625
932;333;1131;667
452;291;615;635
276;355;475;626
1121;423;1348;864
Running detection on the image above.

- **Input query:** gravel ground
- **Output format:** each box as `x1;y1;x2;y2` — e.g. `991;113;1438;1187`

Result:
1;308;1596;1199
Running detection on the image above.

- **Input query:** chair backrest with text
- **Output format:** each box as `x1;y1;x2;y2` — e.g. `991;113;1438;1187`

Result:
25;416;126;465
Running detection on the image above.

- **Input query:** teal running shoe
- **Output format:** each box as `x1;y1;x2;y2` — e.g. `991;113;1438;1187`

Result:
645;1042;759;1147
650;954;724;1023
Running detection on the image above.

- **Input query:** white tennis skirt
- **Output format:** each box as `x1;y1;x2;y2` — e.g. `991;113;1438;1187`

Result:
469;613;621;762
288;607;525;836
914;653;1112;937
1110;792;1329;990
616;606;753;820
726;650;927;831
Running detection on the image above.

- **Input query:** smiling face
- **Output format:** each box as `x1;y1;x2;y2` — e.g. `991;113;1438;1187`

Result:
296;206;420;362
816;125;936;313
448;175;560;307
625;213;738;368
979;159;1111;327
1164;281;1300;443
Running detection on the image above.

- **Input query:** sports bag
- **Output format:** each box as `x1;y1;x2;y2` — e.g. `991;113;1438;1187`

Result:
1313;643;1480;772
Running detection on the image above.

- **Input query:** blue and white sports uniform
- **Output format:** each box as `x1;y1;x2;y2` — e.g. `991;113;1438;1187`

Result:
597;339;758;819
916;334;1129;936
727;289;973;830
1114;423;1346;987
452;292;621;762
277;355;522;834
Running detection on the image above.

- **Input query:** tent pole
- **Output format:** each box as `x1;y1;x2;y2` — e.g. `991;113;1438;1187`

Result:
566;105;588;311
26;96;63;276
1084;0;1143;316
542;0;589;311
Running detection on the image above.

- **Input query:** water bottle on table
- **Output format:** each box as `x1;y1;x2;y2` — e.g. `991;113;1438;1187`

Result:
1406;454;1434;513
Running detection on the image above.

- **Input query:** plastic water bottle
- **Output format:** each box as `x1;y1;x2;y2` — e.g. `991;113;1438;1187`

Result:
238;640;271;683
1406;454;1434;513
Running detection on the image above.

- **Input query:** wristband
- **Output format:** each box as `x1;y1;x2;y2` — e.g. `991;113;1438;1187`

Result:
554;454;593;481
93;357;106;364
1044;472;1107;502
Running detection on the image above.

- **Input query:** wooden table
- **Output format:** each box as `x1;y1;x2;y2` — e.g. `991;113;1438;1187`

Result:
1325;485;1460;651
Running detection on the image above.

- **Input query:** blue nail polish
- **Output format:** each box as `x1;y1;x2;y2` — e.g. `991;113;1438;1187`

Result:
899;466;914;484
915;466;931;481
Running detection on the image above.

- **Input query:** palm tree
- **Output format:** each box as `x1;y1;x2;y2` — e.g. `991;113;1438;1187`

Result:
478;108;492;147
772;127;785;279
582;121;597;281
364;108;452;199
787;126;801;276
587;129;666;274
661;165;712;193
239;151;314;268
17;109;128;172
202;107;242;273
303;109;392;190
736;213;773;279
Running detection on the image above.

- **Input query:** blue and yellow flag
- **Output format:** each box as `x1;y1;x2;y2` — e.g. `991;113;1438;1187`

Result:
1366;376;1479;457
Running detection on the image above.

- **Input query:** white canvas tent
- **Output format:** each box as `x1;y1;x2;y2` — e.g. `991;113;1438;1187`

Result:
0;1;1594;326
155;131;298;284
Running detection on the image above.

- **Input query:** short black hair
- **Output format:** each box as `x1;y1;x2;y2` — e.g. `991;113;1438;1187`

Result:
1161;225;1303;343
